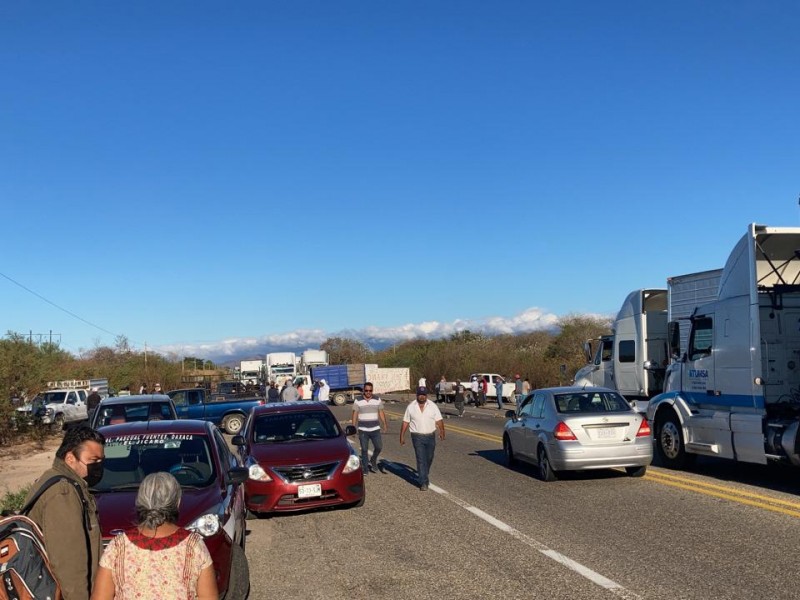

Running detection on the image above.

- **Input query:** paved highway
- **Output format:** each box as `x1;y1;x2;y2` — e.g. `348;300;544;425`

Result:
241;398;800;600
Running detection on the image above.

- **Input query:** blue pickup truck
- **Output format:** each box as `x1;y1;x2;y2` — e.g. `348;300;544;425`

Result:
167;388;264;435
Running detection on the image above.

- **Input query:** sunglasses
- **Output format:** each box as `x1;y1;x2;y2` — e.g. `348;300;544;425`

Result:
364;389;373;393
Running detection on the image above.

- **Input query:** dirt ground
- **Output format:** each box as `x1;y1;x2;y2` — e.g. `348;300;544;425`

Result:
0;436;61;493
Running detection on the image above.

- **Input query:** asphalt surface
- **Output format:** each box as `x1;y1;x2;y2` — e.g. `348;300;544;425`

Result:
241;397;800;600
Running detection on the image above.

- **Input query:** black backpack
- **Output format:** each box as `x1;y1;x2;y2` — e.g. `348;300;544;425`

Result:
0;476;88;600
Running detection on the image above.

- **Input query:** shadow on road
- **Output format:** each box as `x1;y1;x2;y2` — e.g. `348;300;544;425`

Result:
470;449;640;483
379;459;419;487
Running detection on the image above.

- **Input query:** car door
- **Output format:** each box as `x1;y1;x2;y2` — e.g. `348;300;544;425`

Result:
63;391;80;422
212;428;246;546
507;394;533;456
171;391;204;419
513;394;540;459
523;393;547;460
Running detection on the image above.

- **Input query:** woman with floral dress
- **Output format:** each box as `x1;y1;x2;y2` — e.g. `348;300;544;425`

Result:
91;472;217;600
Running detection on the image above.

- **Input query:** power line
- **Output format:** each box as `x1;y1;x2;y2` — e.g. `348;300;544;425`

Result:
0;270;127;341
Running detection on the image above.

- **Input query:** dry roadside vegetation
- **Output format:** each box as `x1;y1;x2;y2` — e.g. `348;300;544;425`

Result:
1;315;610;447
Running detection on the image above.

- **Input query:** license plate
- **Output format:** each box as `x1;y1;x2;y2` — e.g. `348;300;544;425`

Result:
596;428;616;439
297;483;322;498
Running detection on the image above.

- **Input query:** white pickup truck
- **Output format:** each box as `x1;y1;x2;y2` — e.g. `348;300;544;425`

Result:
439;373;516;403
17;388;89;429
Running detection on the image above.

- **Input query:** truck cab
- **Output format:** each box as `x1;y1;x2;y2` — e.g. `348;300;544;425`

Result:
649;224;800;469
574;289;668;413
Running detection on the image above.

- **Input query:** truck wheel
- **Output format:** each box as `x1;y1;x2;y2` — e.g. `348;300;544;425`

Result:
222;414;245;435
52;414;65;432
222;542;250;600
332;392;347;406
656;411;694;470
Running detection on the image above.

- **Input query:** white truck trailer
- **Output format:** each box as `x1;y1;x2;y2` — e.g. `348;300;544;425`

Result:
647;223;800;469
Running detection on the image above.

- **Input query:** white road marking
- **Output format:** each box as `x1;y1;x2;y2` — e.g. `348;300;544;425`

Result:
380;458;641;599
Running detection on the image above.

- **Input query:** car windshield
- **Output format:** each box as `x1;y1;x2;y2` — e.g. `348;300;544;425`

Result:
554;391;631;413
41;392;67;404
95;433;216;491
253;411;341;443
96;402;175;427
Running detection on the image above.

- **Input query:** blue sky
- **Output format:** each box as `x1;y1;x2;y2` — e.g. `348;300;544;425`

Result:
2;1;799;360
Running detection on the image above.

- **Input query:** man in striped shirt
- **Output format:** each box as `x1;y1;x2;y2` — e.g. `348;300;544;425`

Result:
352;382;388;474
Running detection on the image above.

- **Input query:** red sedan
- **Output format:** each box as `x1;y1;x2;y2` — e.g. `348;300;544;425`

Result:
92;419;250;599
233;402;364;515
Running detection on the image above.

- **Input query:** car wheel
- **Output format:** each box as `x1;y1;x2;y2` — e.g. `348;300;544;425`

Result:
52;414;65;432
656;410;694;470
222;414;245;435
222;542;250;600
537;445;558;482
332;392;347;406
503;434;517;467
625;466;647;477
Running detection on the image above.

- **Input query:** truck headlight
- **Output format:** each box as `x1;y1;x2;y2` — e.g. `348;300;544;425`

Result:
187;514;220;537
342;454;361;474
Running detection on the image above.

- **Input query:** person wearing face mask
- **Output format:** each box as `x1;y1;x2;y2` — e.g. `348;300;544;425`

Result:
24;425;106;600
399;386;445;491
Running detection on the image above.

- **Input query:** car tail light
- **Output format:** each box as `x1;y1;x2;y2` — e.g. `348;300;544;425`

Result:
636;419;652;437
554;422;577;441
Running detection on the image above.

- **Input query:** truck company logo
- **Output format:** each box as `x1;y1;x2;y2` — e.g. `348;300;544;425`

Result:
689;369;709;378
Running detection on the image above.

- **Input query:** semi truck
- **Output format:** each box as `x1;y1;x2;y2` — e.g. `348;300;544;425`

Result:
239;360;264;386
574;275;722;414
265;352;297;386
299;349;329;374
645;223;800;470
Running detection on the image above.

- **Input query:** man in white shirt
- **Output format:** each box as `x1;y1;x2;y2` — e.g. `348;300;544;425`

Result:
399;386;445;491
352;382;388;474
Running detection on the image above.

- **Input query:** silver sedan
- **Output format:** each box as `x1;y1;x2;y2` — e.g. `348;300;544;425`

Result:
502;386;652;481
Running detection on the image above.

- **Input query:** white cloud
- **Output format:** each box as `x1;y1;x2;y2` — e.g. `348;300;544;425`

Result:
154;307;560;360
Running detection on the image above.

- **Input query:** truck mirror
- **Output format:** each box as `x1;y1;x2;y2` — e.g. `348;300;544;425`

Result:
231;435;245;446
668;321;681;359
583;341;593;363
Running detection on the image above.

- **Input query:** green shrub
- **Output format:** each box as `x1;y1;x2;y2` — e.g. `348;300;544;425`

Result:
1;486;30;514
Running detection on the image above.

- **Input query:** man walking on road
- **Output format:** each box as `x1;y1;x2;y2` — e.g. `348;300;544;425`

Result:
453;379;466;417
399;387;445;491
352;382;388;474
495;377;504;409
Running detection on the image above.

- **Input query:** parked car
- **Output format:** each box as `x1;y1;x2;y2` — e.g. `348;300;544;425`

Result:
92;419;250;599
167;388;265;435
232;402;364;515
90;395;177;429
502;386;652;481
16;388;88;430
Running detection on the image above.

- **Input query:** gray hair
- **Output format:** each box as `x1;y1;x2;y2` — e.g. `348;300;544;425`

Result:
135;472;182;530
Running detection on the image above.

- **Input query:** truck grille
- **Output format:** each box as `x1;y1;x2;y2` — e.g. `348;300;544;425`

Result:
273;461;339;483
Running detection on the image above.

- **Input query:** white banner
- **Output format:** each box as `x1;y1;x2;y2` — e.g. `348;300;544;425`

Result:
364;366;411;394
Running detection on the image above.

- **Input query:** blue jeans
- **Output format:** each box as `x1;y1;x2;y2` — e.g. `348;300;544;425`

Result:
411;433;436;487
358;429;383;470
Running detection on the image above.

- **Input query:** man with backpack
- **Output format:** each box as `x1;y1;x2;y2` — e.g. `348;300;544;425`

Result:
24;425;106;600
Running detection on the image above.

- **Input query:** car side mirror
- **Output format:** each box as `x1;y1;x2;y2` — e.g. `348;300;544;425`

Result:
227;467;248;485
344;425;357;436
231;435;245;446
505;410;516;420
